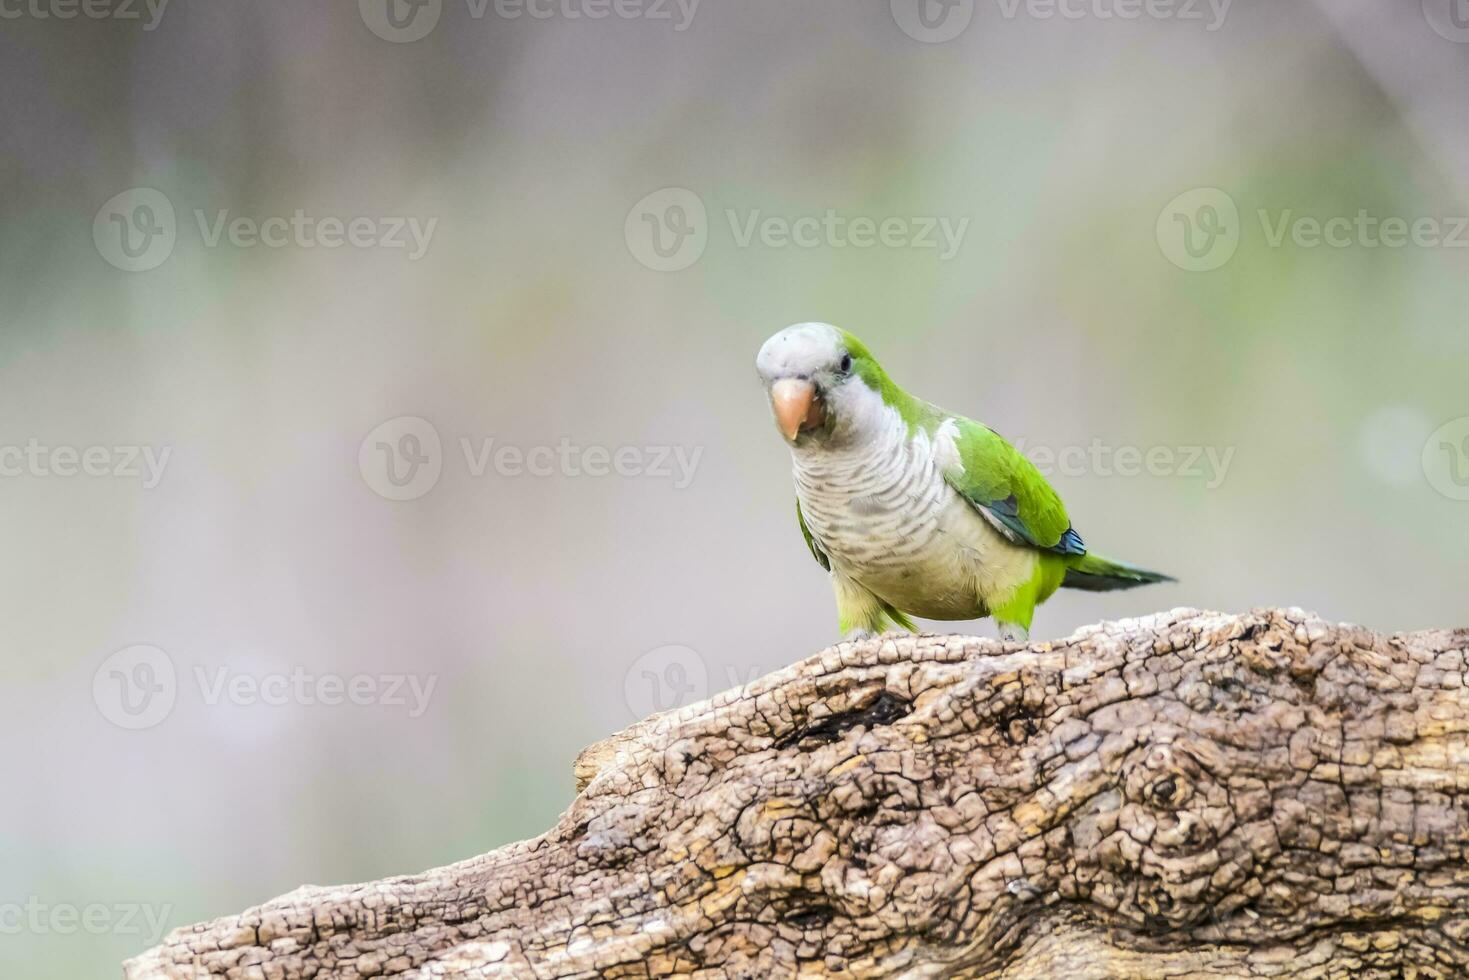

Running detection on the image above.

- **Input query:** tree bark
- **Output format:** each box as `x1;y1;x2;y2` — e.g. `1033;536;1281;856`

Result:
124;608;1469;979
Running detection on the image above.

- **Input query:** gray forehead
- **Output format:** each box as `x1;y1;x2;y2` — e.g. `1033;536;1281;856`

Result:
757;323;843;378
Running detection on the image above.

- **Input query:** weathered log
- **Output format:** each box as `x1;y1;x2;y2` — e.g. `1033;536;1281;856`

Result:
125;608;1469;979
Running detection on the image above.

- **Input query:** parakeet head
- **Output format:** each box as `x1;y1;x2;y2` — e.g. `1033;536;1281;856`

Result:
756;323;890;448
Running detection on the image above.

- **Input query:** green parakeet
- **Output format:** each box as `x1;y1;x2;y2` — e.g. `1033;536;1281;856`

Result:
757;322;1174;642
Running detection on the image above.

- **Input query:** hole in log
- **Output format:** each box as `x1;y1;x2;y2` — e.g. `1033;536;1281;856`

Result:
995;707;1039;746
1150;775;1179;807
775;691;912;750
784;905;837;930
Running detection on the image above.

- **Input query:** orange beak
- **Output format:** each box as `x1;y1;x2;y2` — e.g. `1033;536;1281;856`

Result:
770;378;823;442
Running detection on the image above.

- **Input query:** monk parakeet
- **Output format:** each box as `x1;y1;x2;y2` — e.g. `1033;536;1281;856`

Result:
757;322;1174;643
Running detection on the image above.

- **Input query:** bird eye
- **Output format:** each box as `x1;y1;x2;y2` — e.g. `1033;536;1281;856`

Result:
839;354;853;373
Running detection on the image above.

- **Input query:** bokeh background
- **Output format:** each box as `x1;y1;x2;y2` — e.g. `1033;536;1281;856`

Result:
3;1;1468;975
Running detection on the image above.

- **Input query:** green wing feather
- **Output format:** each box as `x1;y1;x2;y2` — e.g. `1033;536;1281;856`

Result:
796;499;831;570
941;418;1086;556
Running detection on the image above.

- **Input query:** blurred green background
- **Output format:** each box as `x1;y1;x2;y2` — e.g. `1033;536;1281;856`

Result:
2;1;1467;976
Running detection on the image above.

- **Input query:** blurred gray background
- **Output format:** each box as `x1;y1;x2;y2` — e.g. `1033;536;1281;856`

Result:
3;1;1468;975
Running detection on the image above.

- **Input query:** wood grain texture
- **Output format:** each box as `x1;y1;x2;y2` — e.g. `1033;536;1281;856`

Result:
125;608;1469;979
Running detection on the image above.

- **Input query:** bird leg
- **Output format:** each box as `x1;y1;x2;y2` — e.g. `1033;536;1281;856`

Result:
833;576;890;641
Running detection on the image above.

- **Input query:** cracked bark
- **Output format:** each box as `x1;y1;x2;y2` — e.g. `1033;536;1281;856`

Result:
125;608;1469;979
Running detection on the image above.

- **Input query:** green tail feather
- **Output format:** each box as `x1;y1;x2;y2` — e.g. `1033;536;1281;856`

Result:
1063;553;1176;592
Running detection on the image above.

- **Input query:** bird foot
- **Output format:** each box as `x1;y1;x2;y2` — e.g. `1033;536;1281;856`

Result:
997;623;1030;644
843;628;878;643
